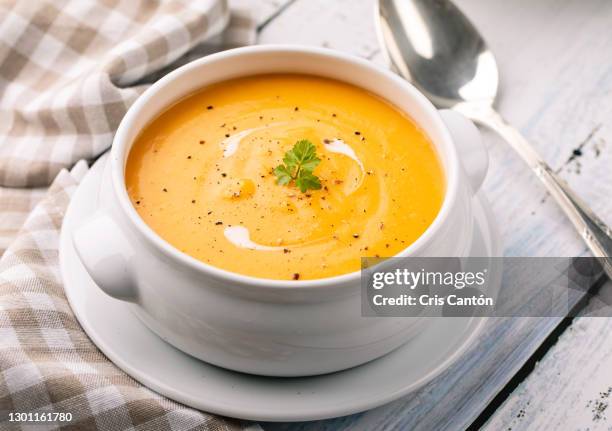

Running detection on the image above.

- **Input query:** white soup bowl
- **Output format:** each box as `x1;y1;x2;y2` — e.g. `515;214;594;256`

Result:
72;45;487;377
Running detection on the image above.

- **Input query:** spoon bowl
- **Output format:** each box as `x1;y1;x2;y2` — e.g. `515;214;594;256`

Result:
377;0;498;108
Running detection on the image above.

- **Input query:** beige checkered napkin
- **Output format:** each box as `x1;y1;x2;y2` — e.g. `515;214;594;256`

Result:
0;0;255;188
0;164;260;430
0;186;46;256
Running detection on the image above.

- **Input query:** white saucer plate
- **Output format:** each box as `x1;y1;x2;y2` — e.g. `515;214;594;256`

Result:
59;155;501;422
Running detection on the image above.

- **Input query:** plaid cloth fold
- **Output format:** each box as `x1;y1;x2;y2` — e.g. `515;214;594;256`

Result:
0;1;261;429
0;0;254;187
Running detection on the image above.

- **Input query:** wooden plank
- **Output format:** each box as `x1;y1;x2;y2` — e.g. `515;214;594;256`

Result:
483;280;612;431
257;0;382;61
230;0;296;27
239;0;612;429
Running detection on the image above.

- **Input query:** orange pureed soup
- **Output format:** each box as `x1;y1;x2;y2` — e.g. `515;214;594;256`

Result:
126;74;444;280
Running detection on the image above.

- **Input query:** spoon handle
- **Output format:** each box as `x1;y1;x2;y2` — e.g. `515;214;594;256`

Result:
458;103;612;278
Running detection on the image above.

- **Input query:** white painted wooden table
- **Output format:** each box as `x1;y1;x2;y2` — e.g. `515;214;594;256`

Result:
231;0;612;429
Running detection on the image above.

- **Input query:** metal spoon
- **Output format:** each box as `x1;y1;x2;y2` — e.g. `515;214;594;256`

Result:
376;0;612;277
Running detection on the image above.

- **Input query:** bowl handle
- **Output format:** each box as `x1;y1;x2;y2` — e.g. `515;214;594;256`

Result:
72;212;137;302
439;109;488;193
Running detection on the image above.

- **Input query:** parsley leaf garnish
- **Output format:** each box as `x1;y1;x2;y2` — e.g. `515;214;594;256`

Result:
274;140;322;193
